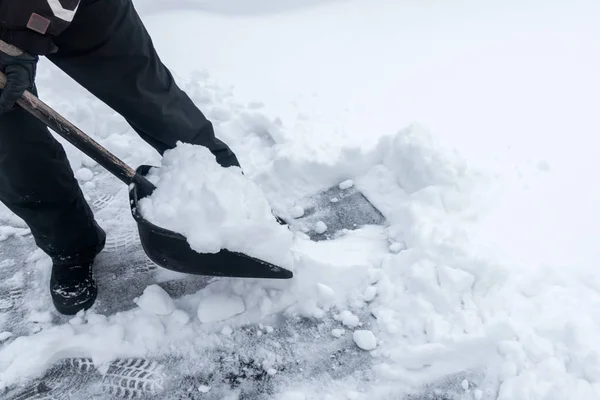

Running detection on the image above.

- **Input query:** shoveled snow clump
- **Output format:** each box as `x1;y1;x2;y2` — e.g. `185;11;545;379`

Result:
0;332;12;342
353;330;377;351
137;142;294;265
134;284;176;316
314;221;327;234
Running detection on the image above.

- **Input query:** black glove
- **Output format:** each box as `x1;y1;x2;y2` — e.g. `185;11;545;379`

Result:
0;44;38;114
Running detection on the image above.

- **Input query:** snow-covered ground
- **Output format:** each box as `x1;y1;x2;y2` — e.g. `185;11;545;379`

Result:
1;0;600;399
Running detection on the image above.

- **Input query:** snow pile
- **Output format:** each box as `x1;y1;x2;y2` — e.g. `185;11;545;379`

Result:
336;133;600;398
137;142;294;266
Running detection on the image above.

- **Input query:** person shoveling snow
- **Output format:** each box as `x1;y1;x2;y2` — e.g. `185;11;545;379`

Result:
0;0;281;315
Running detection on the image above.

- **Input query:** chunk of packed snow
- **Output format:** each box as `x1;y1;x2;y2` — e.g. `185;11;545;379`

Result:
137;143;294;266
461;379;469;390
331;329;345;338
363;286;377;302
74;168;94;182
353;330;377;351
290;205;305;218
339;179;354;190
0;332;12;342
198;385;211;393
314;221;328;234
81;156;97;169
338;310;360;328
169;310;190;326
134;284;176;316
316;283;336;306
221;326;234;336
197;293;245;323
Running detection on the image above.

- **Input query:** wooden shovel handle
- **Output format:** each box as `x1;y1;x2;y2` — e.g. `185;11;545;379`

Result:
0;71;137;185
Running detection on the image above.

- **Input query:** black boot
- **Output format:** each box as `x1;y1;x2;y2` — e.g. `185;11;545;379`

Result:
49;223;105;315
50;260;97;315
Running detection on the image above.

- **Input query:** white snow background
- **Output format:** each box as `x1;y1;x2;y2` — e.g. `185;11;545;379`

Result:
1;0;600;398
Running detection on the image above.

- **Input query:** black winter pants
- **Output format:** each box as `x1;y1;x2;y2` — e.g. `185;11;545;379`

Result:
0;0;240;265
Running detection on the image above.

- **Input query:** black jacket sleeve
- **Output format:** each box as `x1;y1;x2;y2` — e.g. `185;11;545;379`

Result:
0;0;81;55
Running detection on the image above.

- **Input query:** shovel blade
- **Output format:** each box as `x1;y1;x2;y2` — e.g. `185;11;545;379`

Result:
128;165;293;280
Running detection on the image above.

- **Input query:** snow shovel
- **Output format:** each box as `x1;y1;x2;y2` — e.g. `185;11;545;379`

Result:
0;72;293;280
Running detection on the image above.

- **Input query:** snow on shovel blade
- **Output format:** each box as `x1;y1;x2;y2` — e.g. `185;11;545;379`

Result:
129;165;294;280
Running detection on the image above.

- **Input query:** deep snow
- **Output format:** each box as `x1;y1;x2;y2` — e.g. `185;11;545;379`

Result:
1;0;600;399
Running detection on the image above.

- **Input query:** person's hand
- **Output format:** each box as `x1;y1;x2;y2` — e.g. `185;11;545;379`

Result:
0;40;38;114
